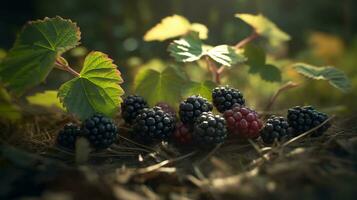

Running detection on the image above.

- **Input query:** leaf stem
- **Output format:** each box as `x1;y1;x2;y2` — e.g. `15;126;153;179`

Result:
205;56;221;84
215;31;260;82
55;58;80;77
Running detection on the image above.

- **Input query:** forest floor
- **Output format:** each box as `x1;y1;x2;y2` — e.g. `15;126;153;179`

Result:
0;112;356;200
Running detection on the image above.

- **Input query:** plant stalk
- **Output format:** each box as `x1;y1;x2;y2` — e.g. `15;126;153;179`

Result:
55;59;80;77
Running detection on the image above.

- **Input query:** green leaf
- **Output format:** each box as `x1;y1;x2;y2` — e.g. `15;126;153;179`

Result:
207;45;246;67
235;13;290;47
134;66;185;106
0;17;81;95
58;51;124;119
168;32;204;62
293;63;351;92
0;86;21;121
249;64;282;82
27;90;64;110
168;33;245;66
244;44;266;66
182;81;217;101
143;15;208;41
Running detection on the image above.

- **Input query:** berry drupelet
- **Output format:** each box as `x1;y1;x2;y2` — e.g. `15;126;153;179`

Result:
179;95;213;125
172;122;193;144
193;112;227;146
212;86;245;113
121;95;148;124
133;106;176;143
82;114;118;150
287;106;330;137
223;106;263;138
155;102;177;118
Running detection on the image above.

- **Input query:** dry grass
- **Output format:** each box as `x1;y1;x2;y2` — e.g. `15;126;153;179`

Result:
0;113;356;200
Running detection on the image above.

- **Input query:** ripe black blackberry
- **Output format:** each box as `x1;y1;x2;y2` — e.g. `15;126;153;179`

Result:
133;106;176;143
261;116;293;144
57;123;81;150
121;95;148;124
287;106;330;137
212;86;245;113
179;95;213;125
82;114;118;150
193;112;227;146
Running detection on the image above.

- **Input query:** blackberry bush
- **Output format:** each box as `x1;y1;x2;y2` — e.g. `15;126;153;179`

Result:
193;112;227;146
260;116;293;144
212;86;245;113
223;106;263;138
133;106;176;143
179;95;213;125
82;114;118;150
121;95;148;124
57;123;81;150
287;106;330;137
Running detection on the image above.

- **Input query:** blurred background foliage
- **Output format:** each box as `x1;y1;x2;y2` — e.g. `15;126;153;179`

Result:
1;0;356;114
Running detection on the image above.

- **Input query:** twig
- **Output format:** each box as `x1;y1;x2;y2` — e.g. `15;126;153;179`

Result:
54;58;80;77
205;56;221;84
264;81;300;112
235;31;259;49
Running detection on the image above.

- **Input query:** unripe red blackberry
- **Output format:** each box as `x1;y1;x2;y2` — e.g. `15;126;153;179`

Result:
193;112;227;146
155;102;176;118
82;114;118;150
212;86;245;113
133;106;176;143
57;123;81;150
179;95;213;125
172;122;193;144
223;106;263;138
121;95;148;124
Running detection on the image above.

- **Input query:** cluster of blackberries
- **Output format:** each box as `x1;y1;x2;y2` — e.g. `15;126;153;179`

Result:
56;114;118;151
121;95;176;143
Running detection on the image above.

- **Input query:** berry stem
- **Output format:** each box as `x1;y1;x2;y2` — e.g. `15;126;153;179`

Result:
205;56;221;84
54;57;80;77
265;81;300;112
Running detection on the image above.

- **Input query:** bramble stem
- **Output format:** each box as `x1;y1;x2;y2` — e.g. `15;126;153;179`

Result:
264;81;299;112
205;56;221;84
234;31;259;49
54;58;80;77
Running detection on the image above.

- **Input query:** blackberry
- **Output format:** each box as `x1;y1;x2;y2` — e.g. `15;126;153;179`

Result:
155;102;176;118
287;106;330;137
179;95;213;125
57;123;81;150
121;95;148;124
193;112;227;145
223;106;263;138
261;116;293;144
172;122;193;144
82;114;118;150
133;106;176;143
212;86;245;113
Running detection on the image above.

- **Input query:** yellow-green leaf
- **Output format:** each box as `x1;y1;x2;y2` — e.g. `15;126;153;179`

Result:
235;13;290;47
144;15;208;41
0;86;21;121
27;90;64;110
182;81;217;101
58;51;124;119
